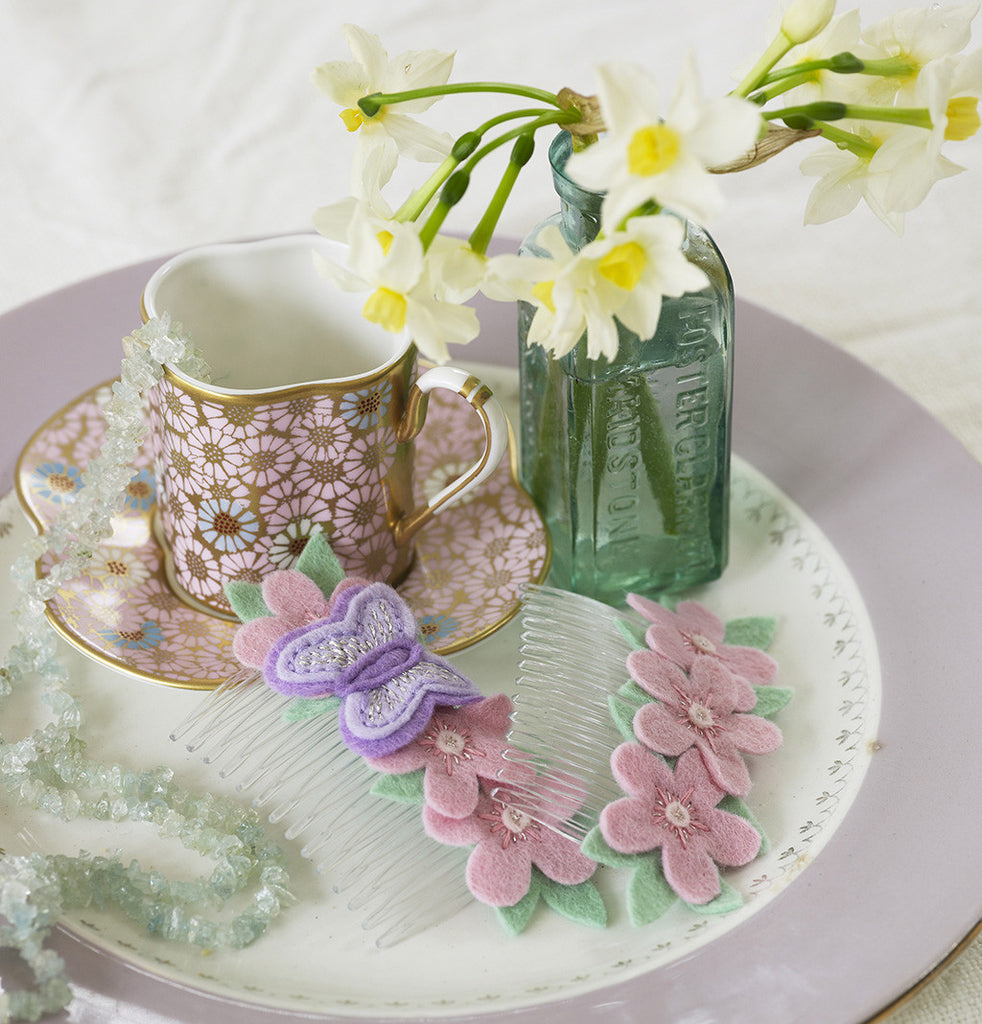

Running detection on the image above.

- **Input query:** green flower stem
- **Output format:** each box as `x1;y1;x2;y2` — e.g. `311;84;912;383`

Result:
395;109;572;227
751;53;918;108
637;383;679;536
764;100;933;131
475;106;560;136
732;32;796;98
842;103;933;129
469;132;536;255
358;81;562;117
394;153;459;222
856;56;919;78
418;170;469;248
751;72;816;105
760;54;860;85
461;109;580;173
763;100;847;123
813;121;878;158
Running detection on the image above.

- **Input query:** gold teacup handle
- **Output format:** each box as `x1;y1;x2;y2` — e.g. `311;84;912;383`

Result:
393;366;509;545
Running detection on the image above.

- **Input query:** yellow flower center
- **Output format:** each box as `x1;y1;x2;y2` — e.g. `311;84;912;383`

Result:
532;280;556;313
627;123;681;177
597;242;647;290
363;287;407;332
340;107;365;132
376;230;395;254
945;96;981;141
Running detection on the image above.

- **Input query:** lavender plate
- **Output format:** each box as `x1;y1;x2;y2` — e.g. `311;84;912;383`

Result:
1;254;981;1023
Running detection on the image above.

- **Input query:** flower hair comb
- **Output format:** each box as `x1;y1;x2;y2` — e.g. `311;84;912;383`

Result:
497;584;792;923
172;533;604;944
171;531;487;946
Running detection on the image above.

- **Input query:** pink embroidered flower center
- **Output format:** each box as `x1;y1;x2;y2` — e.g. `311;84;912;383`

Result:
417;719;485;776
687;702;715;729
480;799;542;849
685;631;718;656
653;786;710;849
672;685;723;750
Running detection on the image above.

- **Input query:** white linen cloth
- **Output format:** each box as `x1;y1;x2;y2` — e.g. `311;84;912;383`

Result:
0;1;980;1021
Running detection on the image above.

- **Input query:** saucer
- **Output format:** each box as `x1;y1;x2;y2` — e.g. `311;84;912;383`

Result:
15;376;550;690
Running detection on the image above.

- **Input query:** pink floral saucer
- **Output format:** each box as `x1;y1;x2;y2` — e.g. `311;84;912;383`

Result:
16;380;550;690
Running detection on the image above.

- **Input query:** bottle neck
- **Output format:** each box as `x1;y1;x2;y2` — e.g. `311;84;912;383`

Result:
549;132;603;249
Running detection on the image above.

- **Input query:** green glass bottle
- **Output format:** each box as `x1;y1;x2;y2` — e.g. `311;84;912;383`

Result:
518;133;734;605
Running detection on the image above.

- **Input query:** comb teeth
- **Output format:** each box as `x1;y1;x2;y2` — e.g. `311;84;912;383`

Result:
495;585;641;841
172;673;471;947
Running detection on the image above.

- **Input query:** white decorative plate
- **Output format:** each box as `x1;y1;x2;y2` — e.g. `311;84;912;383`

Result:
0;454;880;1017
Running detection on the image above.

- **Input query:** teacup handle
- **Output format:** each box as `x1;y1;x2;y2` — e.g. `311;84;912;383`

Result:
392;365;509;545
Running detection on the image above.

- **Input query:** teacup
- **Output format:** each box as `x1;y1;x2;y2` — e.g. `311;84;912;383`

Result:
141;234;507;618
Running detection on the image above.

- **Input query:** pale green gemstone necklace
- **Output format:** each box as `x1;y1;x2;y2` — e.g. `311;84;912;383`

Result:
0;320;294;1023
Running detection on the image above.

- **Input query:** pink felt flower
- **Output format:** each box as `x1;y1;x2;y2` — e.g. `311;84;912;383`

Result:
626;594;777;686
601;743;761;905
365;694;514;818
424;784;597;907
628;650;782;797
232;570;365;668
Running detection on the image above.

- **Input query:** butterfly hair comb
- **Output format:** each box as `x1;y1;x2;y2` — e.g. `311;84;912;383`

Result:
170;532;487;946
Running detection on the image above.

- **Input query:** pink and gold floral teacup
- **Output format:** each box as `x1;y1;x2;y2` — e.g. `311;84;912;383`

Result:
142;234;507;618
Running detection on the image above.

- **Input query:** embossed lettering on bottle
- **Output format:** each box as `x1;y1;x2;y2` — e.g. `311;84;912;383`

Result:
605;385;641;546
673;300;717;571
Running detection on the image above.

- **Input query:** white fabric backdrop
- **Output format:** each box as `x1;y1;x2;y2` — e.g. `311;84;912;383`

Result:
1;1;980;1021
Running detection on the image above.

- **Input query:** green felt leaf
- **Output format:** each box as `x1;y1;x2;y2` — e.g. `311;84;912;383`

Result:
686;877;743;916
619;679;651;707
282;695;340;722
626;852;677;926
751;686;793;720
614;616;647;650
294;530;346;600
580;826;640;870
724;616;777;650
609;682;653;742
223;580;271;622
369;769;426;805
538;873;607;929
719;793;770;856
608;693;639;743
495;874;542;936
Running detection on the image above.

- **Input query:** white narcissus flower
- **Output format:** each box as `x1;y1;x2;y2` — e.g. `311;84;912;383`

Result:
425;235;488;303
312;24;455;189
487;217;708;361
577;216;710;354
857;2;980;103
313;205;479;364
566;55;763;230
799;129;907;234
868;50;982;213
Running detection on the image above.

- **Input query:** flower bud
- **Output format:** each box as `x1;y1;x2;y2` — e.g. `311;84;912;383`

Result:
780;0;836;45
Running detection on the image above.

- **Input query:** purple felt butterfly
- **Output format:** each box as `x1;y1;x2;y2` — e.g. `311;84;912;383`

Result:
262;581;483;758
